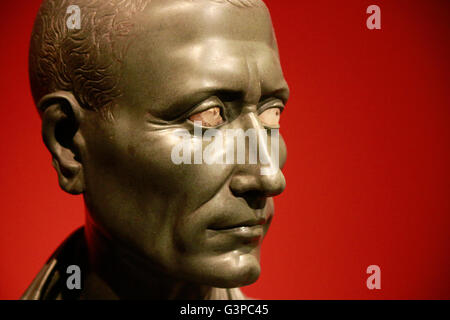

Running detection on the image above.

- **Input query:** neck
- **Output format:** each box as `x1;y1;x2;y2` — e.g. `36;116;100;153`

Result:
82;219;216;300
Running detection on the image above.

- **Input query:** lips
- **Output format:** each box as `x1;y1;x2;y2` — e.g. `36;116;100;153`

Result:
204;212;270;247
208;217;266;231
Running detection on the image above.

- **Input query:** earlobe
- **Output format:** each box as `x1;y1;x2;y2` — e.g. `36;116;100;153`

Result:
40;92;85;195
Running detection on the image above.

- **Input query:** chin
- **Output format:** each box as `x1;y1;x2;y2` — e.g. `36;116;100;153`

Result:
217;262;261;288
188;250;262;288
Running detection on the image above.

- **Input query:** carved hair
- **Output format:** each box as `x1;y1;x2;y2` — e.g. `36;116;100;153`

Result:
29;0;264;119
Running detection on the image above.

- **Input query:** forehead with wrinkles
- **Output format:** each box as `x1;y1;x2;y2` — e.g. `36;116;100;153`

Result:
29;0;267;117
118;0;284;118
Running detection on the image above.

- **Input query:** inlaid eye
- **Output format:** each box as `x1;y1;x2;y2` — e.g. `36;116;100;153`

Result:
189;107;224;127
259;107;281;127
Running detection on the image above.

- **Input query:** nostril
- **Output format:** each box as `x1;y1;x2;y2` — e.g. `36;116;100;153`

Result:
231;190;267;210
229;171;286;202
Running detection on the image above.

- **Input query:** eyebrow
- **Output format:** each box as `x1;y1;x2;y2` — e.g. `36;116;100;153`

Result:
186;84;289;105
261;87;290;104
164;83;289;121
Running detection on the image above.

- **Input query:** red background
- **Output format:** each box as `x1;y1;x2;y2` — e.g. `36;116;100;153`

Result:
0;0;449;300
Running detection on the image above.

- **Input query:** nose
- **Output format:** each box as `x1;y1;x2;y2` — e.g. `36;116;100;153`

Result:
228;113;286;208
229;170;286;206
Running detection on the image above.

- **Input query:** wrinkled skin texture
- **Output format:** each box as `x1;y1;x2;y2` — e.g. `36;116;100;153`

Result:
38;0;289;299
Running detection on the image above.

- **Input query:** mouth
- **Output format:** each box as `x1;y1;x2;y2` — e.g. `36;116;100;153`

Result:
208;217;266;231
207;217;266;240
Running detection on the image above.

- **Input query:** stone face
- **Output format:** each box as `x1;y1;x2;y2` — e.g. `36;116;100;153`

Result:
26;0;288;299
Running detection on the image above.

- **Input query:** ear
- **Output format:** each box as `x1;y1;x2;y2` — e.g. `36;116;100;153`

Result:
39;91;86;195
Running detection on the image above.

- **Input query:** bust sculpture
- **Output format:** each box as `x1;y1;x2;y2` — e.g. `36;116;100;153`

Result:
23;0;289;300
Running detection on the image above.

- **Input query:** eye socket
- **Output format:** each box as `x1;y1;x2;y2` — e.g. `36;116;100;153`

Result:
188;107;224;127
258;107;282;127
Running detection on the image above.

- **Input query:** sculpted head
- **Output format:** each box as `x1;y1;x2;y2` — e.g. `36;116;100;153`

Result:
30;0;289;291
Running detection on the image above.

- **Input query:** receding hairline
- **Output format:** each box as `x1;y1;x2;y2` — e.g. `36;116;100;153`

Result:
29;0;268;117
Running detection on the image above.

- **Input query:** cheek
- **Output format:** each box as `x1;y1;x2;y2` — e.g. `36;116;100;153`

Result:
82;127;236;263
84;128;235;219
128;130;235;210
